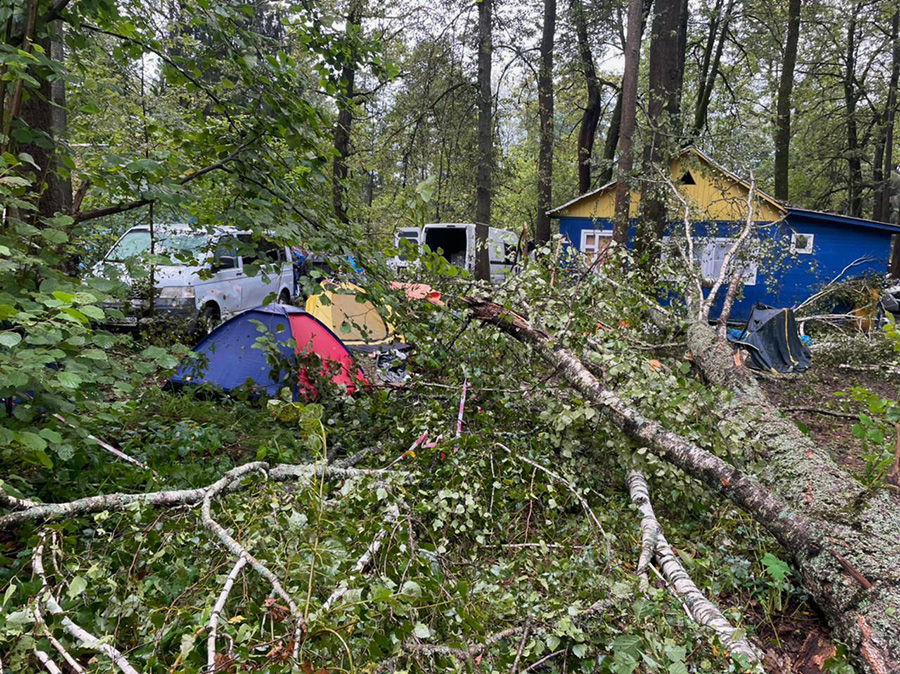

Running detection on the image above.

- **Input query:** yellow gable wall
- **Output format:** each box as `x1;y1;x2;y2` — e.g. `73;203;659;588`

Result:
557;152;785;223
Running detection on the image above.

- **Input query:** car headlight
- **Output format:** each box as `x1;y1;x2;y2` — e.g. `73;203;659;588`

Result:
158;286;195;300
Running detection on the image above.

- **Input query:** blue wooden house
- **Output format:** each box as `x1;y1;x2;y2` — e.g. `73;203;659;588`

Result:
548;147;900;322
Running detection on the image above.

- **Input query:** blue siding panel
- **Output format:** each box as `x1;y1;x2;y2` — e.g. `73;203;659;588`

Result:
556;214;894;323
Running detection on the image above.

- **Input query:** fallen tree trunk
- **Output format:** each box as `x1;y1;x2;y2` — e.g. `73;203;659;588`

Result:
686;321;900;674
464;298;899;674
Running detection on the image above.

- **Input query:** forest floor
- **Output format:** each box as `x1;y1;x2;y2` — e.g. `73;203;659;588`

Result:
760;359;900;481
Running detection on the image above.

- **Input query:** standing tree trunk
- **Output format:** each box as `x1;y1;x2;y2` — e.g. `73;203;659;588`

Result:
18;28;71;221
475;0;493;280
535;0;556;246
599;90;622;185
691;0;734;139
636;0;688;262
844;4;863;217
600;0;653;186
773;0;802;202
332;0;363;225
572;0;602;195
612;0;645;244
875;10;899;225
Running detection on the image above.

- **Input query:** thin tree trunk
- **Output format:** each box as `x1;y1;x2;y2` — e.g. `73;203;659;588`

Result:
875;11;899;224
612;0;644;244
599;90;621;185
691;0;734;139
636;0;687;262
475;0;493;280
535;0;556;246
844;5;863;217
773;0;802;202
332;0;363;225
572;0;602;195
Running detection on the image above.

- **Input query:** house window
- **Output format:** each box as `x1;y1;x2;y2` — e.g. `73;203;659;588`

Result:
699;238;758;286
581;229;613;265
679;171;696;185
791;232;814;254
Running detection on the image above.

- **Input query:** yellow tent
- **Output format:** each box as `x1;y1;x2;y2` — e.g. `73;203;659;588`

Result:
305;282;396;347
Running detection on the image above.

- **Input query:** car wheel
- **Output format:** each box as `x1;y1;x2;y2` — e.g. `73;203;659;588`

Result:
278;289;292;306
196;303;221;338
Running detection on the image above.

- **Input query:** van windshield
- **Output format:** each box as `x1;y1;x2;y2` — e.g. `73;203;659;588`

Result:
106;229;210;264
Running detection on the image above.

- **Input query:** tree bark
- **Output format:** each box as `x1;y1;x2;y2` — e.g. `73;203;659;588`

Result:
465;298;900;674
612;0;644;244
636;0;688;262
844;4;863;217
874;11;899;224
572;0;602;195
475;0;493;280
535;0;556;246
773;0;802;202
18;26;71;220
331;0;363;225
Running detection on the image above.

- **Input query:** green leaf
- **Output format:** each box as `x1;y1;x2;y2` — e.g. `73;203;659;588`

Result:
400;581;422;598
57;372;83;389
0;332;21;348
52;290;75;304
413;623;431;639
761;553;790;583
16;431;47;452
67;575;87;599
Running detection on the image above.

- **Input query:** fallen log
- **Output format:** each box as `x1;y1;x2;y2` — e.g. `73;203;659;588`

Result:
464;298;899;674
686;322;900;674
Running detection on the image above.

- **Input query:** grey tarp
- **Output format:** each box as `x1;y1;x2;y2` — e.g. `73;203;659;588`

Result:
729;304;812;374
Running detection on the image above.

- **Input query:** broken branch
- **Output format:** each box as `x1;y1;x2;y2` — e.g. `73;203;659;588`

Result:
627;471;764;668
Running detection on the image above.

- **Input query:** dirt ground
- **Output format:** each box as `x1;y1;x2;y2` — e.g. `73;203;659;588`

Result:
759;361;900;478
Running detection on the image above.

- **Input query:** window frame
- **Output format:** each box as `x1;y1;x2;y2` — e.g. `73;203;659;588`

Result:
700;237;758;286
790;232;815;255
580;229;614;265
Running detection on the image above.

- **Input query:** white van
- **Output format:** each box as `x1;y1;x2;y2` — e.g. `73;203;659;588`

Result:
95;224;294;331
394;223;518;283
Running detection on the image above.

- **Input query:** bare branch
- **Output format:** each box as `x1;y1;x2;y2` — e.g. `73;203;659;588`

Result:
207;556;248;672
627;471;764;668
0;462;401;530
33;537;140;674
33;649;63;674
701;178;757;322
199;463;305;647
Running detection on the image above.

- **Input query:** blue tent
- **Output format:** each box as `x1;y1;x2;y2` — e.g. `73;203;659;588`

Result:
169;305;364;398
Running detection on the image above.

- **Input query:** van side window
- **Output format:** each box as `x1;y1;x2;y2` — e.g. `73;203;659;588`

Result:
236;234;258;266
214;237;239;270
262;241;282;263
